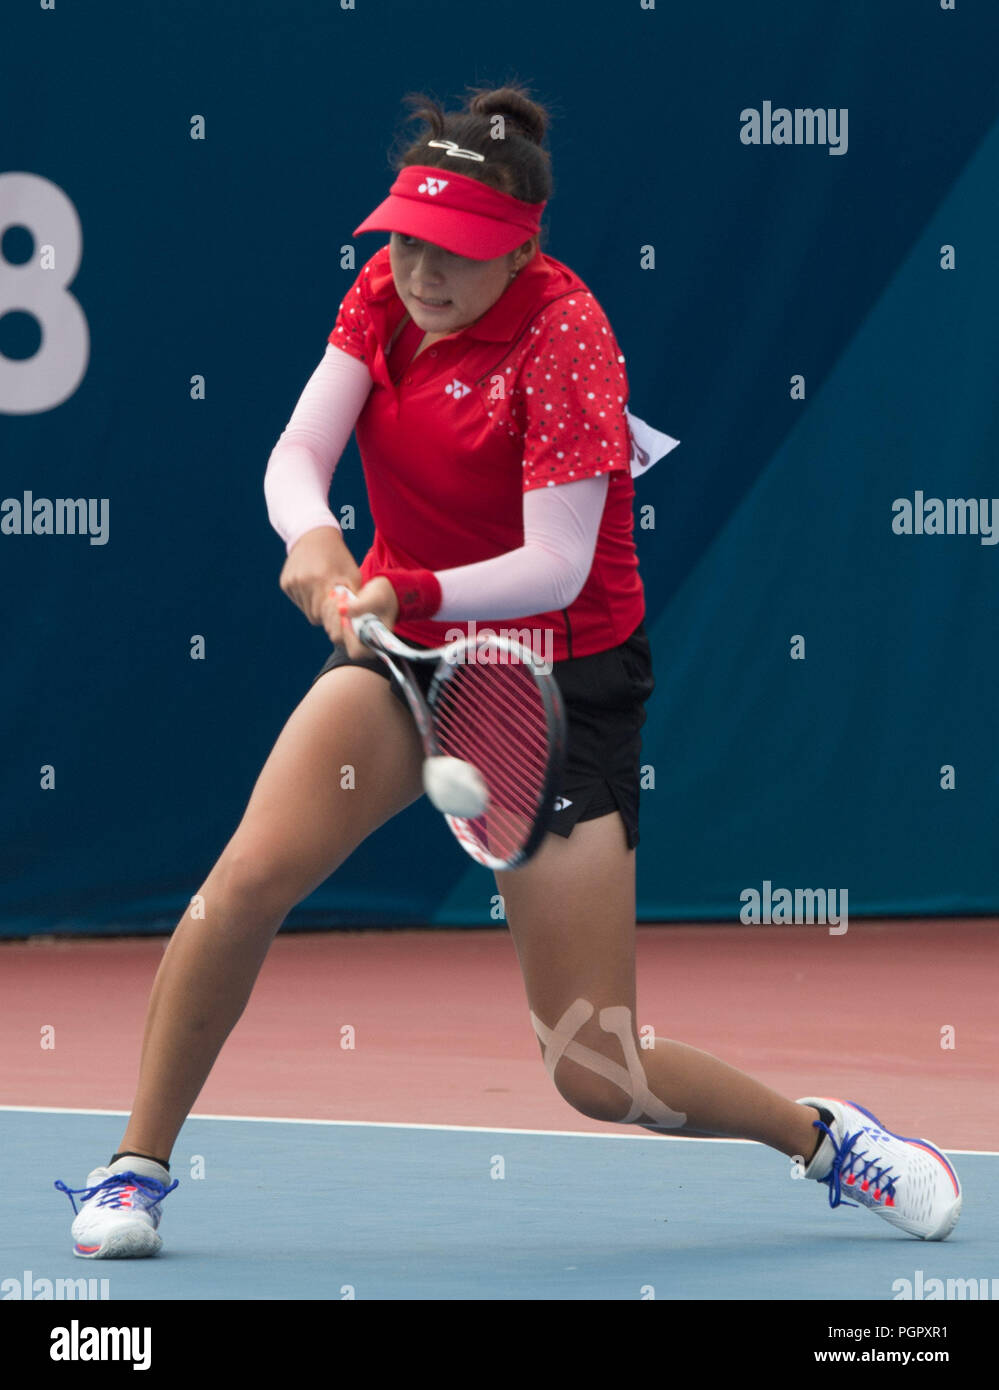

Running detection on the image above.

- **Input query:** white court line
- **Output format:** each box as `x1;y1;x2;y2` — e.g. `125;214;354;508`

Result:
0;1105;995;1155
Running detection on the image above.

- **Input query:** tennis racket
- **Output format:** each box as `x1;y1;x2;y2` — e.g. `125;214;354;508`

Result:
334;588;566;869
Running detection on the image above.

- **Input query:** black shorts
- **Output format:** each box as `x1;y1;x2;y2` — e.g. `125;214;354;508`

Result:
310;623;655;849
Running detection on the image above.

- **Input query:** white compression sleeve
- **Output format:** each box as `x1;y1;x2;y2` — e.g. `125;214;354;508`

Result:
433;474;610;621
264;343;373;553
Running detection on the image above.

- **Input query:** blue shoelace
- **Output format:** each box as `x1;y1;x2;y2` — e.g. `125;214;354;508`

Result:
814;1119;899;1210
54;1171;179;1216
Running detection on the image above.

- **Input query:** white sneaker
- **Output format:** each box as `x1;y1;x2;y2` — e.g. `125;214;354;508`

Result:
798;1097;961;1241
55;1156;178;1258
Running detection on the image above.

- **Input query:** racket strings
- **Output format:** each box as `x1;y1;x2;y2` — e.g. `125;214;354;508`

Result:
437;674;547;787
431;657;552;857
435;691;546;815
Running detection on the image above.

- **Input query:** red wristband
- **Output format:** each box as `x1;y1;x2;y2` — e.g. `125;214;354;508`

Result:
373;568;443;621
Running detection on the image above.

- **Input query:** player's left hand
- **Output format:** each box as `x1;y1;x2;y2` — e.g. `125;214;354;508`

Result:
323;576;399;658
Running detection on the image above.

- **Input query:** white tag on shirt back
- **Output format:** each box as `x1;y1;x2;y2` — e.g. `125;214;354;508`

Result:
626;409;680;478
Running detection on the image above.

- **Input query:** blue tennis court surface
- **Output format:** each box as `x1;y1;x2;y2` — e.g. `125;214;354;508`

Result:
4;1108;995;1301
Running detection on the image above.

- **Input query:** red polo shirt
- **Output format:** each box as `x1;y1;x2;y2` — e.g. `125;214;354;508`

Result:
328;243;644;660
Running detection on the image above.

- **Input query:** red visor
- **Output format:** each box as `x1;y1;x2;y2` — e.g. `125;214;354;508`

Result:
353;165;546;260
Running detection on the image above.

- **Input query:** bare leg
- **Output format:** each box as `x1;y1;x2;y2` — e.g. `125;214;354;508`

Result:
117;667;424;1160
496;813;821;1160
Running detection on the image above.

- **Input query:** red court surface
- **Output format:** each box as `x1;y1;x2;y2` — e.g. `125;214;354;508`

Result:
1;919;995;1150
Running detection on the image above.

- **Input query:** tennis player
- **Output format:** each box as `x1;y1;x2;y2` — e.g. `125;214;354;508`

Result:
56;85;961;1257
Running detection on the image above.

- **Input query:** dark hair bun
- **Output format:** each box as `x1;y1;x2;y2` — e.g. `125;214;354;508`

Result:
466;86;548;146
394;82;553;205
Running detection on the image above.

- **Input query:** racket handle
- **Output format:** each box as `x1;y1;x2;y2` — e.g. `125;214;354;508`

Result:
354;612;382;644
331;586;380;647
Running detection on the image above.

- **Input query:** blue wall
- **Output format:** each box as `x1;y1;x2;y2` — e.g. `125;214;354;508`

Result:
2;0;997;934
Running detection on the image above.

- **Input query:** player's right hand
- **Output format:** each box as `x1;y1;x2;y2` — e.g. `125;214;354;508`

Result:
278;526;361;627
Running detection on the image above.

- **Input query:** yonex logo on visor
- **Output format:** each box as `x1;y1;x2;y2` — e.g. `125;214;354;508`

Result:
353;165;547;260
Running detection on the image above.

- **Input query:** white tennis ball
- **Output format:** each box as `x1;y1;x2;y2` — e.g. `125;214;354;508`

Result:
423;756;489;818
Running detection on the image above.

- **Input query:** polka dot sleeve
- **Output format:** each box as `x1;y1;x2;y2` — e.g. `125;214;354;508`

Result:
327;264;373;365
518;294;631;490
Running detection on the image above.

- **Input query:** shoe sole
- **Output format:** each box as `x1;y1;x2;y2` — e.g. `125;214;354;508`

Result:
73;1226;162;1259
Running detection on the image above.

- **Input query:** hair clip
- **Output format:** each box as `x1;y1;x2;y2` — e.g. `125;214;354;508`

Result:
427;139;486;163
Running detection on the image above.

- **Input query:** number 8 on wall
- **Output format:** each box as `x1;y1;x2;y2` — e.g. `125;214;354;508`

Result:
0;172;89;415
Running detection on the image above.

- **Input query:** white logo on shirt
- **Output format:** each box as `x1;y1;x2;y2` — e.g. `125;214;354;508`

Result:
553;797;573;812
417;177;449;196
445;379;471;399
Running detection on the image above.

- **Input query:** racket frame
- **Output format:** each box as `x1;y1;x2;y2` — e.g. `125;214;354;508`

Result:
351;612;566;869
